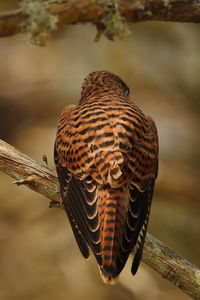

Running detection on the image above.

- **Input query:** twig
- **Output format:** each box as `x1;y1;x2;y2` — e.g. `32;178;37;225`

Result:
0;0;200;38
0;138;199;299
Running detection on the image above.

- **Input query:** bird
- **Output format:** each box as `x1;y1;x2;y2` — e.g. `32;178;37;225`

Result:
54;70;158;283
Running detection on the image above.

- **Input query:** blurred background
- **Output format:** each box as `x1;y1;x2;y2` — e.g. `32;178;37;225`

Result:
0;1;199;300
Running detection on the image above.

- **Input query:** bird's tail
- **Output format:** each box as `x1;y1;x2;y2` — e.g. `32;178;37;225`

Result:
98;185;126;283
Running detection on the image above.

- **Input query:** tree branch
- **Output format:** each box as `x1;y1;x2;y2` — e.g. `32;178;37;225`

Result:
0;138;199;298
144;234;200;300
0;0;200;39
0;139;60;203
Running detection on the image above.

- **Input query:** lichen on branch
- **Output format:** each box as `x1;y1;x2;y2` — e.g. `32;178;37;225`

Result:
0;0;200;41
20;0;58;46
96;0;131;40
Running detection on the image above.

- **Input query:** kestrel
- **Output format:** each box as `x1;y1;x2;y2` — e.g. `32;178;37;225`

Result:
54;71;158;283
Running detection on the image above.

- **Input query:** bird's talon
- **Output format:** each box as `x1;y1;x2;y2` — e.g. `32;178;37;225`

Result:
43;154;48;165
49;200;63;208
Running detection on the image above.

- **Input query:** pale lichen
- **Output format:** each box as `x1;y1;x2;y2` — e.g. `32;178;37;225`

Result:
163;0;170;7
136;3;153;18
96;0;131;39
143;10;153;17
20;0;58;46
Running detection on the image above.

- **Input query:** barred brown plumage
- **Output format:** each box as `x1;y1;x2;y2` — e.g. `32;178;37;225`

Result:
54;70;158;283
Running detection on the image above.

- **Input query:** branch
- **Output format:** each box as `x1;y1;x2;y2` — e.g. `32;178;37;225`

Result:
0;139;60;203
0;138;199;299
0;0;200;39
144;233;200;300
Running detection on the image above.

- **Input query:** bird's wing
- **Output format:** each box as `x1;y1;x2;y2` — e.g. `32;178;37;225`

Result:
116;114;158;275
130;180;155;274
55;162;101;262
54;104;102;262
116;180;155;275
54;103;122;265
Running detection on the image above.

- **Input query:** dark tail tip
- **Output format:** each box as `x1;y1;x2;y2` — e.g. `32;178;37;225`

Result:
100;264;119;284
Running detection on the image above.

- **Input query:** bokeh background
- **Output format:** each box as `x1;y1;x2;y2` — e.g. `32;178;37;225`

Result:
0;1;199;300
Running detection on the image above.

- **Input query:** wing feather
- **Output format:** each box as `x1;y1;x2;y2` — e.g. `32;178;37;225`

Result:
65;176;101;263
116;180;155;275
55;163;90;259
56;161;101;264
131;181;155;274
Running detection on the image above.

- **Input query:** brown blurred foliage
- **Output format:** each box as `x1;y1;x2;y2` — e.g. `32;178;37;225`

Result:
0;1;199;300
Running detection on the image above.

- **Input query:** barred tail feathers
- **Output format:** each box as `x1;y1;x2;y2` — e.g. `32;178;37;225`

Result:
98;186;126;283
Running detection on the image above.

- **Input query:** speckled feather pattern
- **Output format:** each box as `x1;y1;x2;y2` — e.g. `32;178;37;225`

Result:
54;71;158;283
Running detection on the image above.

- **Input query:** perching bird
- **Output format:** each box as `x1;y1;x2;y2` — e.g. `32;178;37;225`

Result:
54;71;158;283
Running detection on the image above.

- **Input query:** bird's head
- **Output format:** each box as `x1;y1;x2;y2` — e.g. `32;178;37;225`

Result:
80;70;130;102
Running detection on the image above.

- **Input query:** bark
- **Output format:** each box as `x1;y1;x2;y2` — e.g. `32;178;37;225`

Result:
144;233;200;300
0;0;200;38
0;138;199;299
0;139;60;203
